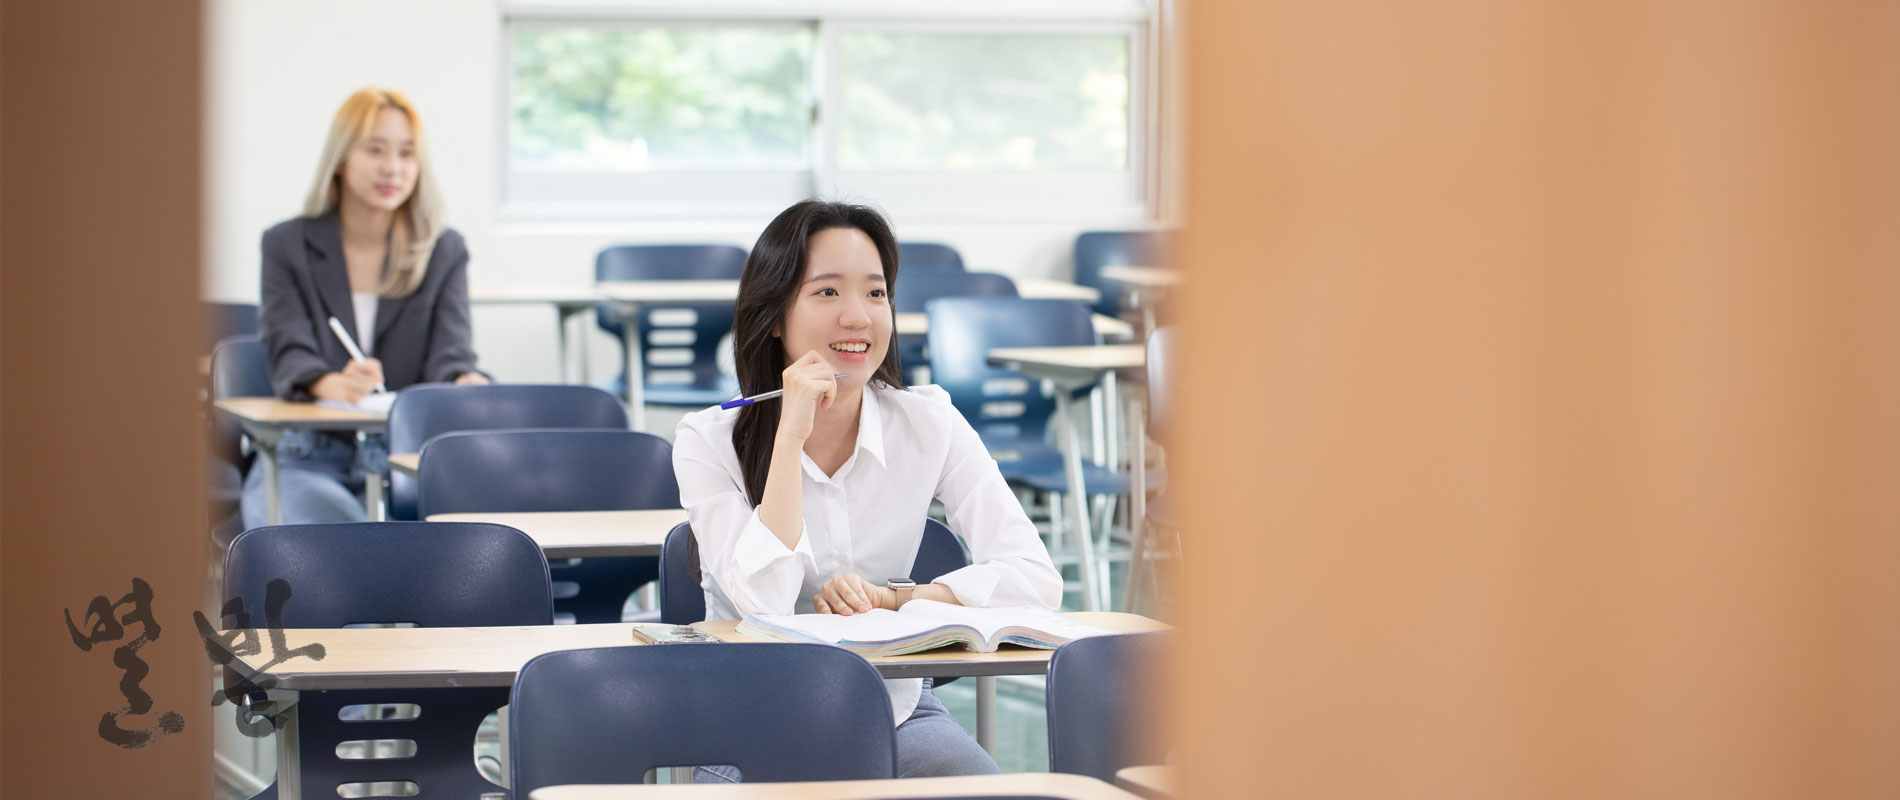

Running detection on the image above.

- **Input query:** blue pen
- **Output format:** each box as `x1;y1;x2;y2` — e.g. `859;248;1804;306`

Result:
719;374;850;409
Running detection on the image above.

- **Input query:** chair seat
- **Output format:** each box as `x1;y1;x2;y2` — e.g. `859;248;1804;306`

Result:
988;438;1135;496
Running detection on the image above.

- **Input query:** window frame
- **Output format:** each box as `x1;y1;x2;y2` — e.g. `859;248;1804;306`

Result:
500;1;1160;222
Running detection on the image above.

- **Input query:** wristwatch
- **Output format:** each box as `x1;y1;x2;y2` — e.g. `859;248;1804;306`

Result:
886;578;916;609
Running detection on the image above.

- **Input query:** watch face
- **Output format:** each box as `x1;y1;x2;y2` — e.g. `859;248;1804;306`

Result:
888;579;916;589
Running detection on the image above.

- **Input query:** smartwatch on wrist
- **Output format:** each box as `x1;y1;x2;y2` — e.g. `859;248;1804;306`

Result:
886;578;916;609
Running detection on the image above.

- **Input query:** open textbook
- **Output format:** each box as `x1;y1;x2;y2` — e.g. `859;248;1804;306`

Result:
738;599;1111;657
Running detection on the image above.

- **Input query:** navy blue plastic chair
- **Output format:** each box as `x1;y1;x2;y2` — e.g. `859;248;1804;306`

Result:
660;518;969;626
1046;632;1172;782
895;269;1017;314
1073;231;1172;318
209;335;272;549
386;384;628;521
594;244;747;406
899;241;966;271
222;522;553;800
417;429;676;625
925;297;1127;498
509;643;896;793
894;269;1018;384
204;301;259;354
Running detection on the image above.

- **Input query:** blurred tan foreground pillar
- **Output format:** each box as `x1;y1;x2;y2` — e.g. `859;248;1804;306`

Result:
2;0;211;796
1169;1;1900;797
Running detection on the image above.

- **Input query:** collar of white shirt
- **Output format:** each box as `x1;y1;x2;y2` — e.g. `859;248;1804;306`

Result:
799;382;888;483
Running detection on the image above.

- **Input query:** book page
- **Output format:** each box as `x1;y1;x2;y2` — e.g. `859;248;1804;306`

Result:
749;608;947;645
898;600;1110;645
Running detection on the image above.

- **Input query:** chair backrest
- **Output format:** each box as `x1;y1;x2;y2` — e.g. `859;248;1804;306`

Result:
660;519;970;625
659;522;704;625
925;297;1096;447
594;244;748;395
204;302;258;354
1073;230;1172;317
894;268;1018;314
510;643;896;793
911;518;970;582
210;335;272;400
386;384;628;520
1046;631;1172;781
209;335;272;471
417;429;678;517
1145;326;1175;442
899;241;965;272
223;522;552;799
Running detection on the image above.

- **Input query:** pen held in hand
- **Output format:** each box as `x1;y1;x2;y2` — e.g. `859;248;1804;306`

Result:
326;316;388;394
719;374;850;410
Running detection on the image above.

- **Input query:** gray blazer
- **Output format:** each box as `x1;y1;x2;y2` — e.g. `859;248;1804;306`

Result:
259;212;483;401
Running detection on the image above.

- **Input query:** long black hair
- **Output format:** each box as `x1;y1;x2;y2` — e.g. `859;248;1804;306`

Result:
731;199;907;505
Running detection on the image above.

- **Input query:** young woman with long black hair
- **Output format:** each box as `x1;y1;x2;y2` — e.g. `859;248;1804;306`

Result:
673;199;1061;779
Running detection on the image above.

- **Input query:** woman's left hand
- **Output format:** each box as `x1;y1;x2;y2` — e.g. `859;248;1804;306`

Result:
813;573;894;616
454;372;490;386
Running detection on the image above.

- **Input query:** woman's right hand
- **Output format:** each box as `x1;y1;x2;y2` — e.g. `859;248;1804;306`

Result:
310;370;377;404
775;350;838;443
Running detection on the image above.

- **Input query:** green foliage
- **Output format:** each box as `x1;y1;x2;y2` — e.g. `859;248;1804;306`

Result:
510;25;1129;174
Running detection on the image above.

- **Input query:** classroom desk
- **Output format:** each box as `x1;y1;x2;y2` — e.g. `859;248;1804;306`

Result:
985;346;1148;613
220;613;1166;800
388;452;420;477
469;285;606;384
1098;267;1180;340
531;772;1145;800
425;509;687;558
212;398;388;525
1016;277;1103;305
595;280;744;431
895;312;1134;341
1115;766;1175;800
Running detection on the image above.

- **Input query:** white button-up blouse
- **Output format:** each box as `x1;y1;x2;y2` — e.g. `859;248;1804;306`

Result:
672;383;1064;724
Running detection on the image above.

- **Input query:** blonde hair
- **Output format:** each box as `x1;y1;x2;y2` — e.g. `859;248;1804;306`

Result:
302;88;442;298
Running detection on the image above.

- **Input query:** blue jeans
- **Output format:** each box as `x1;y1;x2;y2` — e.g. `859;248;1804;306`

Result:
239;430;386;530
695;679;998;783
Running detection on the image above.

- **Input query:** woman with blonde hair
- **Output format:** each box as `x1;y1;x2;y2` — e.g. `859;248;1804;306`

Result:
242;87;488;529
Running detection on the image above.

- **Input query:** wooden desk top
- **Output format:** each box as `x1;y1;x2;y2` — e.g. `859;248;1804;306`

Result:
896;312;1134;341
596;280;742;303
532;773;1143;800
212;397;386;429
388;452;420;476
692;612;1168;680
987;345;1147;384
1099;266;1182;290
425;509;687;558
1115;766;1175;800
224;623;644;690
224;613;1168;690
1016;278;1103;304
468;285;604;305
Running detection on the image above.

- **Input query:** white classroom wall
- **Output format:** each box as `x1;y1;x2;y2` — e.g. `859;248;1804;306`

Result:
205;0;1159;384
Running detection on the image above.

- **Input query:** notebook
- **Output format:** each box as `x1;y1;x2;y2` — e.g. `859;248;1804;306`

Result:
316;392;396;415
737;599;1110;657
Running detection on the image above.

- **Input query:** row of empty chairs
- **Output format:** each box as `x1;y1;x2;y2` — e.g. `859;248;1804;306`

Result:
590;232;1167;405
222;521;1165;797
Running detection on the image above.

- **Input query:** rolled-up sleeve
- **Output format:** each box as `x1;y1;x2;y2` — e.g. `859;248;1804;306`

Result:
672;418;816;618
929;401;1064;610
